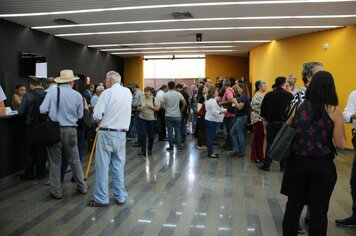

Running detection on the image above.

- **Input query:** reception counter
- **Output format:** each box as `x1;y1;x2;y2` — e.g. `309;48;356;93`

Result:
0;114;25;179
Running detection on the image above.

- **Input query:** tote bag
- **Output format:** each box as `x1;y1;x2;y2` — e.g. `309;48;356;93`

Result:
267;101;301;161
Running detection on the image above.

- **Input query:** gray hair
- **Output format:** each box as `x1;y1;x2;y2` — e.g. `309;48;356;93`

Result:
106;71;121;84
302;62;323;85
96;85;105;93
222;79;231;87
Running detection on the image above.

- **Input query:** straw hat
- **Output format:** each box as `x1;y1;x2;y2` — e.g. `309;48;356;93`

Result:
54;70;79;83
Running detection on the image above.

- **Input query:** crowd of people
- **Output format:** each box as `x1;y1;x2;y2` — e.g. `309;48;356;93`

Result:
0;61;355;235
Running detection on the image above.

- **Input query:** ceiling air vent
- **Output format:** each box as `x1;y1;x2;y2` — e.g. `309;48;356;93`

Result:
172;11;193;19
52;18;77;25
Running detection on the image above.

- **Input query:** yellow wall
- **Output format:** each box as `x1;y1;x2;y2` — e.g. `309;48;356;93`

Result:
250;26;356;148
205;55;249;84
123;56;144;89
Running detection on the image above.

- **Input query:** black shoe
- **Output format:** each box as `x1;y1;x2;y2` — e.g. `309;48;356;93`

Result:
50;192;63;200
36;174;45;180
335;216;356;227
304;216;310;225
148;151;152;155
132;143;141;148
166;147;173;151
20;173;34;180
259;166;270;171
71;176;76;183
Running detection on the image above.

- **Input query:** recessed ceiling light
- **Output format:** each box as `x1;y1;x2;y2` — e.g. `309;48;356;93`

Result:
111;49;236;55
1;1;354;17
100;46;235;51
56;26;341;37
88;40;271;48
32;15;356;29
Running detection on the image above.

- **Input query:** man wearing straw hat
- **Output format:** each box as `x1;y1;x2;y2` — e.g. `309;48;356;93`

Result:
40;69;87;199
87;71;132;207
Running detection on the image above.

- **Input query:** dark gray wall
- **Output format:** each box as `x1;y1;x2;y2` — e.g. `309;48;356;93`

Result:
0;19;124;103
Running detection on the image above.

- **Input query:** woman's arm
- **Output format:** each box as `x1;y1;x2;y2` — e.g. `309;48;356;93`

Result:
328;106;346;149
12;94;21;108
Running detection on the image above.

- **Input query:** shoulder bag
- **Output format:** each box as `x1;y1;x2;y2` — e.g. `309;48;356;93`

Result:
267;101;301;161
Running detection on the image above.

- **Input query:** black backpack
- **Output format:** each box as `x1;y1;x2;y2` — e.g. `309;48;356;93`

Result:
31;87;61;145
31;91;47;126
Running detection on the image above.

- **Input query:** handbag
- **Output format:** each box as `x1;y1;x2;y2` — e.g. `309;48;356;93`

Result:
33;87;60;145
267;101;301;161
78;108;92;129
197;103;206;117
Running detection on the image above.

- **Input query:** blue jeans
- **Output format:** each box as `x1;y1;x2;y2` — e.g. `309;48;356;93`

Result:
223;117;235;149
205;120;218;155
139;118;156;152
94;130;128;204
351;151;356;217
165;116;182;149
263;122;284;168
230;115;247;154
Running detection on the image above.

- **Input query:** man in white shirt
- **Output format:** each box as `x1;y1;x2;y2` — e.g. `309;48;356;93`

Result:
335;90;356;227
0;85;6;116
88;71;132;207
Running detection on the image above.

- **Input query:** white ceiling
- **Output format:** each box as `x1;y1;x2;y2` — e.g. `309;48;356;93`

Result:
1;0;356;58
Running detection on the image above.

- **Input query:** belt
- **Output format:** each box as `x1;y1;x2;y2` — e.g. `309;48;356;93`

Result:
99;128;126;132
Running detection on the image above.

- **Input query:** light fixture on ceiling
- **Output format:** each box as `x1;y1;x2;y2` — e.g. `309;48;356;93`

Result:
172;11;193;19
196;33;202;42
52;18;77;25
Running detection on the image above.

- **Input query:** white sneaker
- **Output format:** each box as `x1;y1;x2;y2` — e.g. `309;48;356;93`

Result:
197;145;207;150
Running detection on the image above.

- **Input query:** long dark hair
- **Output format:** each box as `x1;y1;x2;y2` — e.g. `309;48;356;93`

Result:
305;71;338;120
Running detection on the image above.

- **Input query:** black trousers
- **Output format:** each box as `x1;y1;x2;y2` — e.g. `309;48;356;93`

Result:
195;117;206;146
283;155;336;236
157;108;166;141
24;126;47;177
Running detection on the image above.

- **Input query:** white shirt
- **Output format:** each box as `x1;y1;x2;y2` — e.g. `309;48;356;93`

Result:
155;90;165;103
93;83;132;130
205;98;226;122
343;90;356;128
0;86;6;102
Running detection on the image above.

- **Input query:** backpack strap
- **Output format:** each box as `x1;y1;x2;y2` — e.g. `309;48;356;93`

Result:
56;86;60;113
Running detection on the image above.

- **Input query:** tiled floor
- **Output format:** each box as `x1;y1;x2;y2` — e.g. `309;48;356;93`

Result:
0;133;355;236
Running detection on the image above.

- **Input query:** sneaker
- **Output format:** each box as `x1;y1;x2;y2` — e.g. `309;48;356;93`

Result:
335;216;356;227
197;145;207;150
208;153;219;158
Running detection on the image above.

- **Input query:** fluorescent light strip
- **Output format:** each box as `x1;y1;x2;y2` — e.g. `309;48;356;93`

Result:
101;46;235;51
1;1;355;17
89;40;271;48
56;26;340;37
111;50;236;55
32;15;356;29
